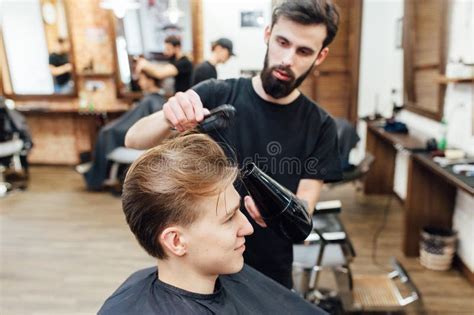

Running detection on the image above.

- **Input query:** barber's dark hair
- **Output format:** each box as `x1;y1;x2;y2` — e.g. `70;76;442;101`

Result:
271;0;340;48
164;35;181;47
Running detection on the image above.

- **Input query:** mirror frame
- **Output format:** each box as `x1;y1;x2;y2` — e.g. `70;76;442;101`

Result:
402;0;451;121
0;0;78;100
110;0;203;101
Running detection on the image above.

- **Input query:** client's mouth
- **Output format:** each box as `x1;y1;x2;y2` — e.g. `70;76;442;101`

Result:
235;241;246;251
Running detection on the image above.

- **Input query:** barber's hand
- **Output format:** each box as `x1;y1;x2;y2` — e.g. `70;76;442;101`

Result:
244;196;267;228
134;57;148;75
162;89;211;132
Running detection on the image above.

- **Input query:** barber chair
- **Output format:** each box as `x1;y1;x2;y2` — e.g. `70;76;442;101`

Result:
292;201;420;313
105;147;145;187
0;134;24;197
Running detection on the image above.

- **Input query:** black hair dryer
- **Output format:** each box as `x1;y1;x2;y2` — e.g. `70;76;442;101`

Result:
241;162;313;242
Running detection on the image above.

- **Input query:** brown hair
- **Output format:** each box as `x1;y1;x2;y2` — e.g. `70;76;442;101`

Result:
271;0;340;49
122;132;238;259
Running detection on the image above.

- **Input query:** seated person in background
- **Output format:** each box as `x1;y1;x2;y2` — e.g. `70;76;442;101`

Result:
191;38;234;86
49;38;73;94
80;69;165;191
135;35;193;93
98;133;326;315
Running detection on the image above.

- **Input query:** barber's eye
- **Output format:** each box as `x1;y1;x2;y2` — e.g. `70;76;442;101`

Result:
298;49;311;56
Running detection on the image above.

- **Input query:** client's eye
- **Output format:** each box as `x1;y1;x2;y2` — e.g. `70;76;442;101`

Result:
225;211;237;223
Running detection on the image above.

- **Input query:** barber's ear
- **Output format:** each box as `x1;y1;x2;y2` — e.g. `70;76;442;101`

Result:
160;227;187;257
315;47;329;66
264;25;271;45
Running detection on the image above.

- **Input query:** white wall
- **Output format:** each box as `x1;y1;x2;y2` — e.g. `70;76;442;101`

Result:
202;0;272;79
357;0;404;118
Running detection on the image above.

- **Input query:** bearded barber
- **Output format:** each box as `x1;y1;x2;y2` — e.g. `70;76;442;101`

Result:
125;0;343;289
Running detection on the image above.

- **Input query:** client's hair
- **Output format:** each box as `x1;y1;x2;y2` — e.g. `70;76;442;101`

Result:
122;132;238;259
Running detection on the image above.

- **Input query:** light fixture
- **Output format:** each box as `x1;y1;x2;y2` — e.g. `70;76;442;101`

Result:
100;0;140;19
164;0;183;24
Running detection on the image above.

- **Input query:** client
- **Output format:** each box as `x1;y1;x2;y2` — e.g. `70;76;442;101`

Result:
98;133;326;314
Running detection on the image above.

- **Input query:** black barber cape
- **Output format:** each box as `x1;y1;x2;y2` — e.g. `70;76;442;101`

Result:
98;265;327;315
193;78;342;288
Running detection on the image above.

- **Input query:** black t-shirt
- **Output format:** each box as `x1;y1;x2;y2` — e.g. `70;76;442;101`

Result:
193;78;342;288
191;61;217;86
49;53;71;86
98;265;327;315
171;56;193;92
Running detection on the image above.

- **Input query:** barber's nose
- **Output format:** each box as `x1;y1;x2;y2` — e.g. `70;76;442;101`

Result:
281;49;296;67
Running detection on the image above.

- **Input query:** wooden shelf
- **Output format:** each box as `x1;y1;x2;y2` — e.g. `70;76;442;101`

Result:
438;75;474;84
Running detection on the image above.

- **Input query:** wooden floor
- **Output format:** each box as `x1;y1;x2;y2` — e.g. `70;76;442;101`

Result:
1;166;473;315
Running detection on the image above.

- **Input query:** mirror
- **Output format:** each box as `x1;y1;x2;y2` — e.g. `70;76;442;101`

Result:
110;0;194;99
0;0;76;97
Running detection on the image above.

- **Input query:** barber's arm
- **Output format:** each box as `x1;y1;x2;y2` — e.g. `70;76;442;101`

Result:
295;179;323;216
125;89;210;149
135;58;178;79
49;63;72;76
245;178;323;228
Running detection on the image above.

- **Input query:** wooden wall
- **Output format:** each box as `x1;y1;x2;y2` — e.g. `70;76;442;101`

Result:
299;0;362;123
403;0;449;121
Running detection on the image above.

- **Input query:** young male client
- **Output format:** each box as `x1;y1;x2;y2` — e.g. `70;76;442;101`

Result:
98;133;326;314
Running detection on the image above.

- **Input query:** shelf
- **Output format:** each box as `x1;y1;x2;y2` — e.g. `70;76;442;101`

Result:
438;76;474;84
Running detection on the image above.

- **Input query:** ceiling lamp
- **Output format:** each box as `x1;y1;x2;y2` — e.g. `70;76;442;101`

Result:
100;0;140;19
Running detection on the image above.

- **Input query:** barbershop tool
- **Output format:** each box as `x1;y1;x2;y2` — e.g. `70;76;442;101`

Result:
241;162;313;242
197;104;236;133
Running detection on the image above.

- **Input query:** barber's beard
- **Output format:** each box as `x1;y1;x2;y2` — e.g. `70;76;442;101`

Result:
260;50;316;99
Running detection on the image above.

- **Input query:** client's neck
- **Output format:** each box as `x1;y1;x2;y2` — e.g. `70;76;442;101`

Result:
157;259;218;294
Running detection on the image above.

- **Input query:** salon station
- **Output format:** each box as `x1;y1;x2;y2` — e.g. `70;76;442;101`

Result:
1;0;473;314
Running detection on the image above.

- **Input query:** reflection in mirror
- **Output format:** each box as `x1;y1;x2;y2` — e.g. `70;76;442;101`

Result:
112;0;192;97
0;0;76;96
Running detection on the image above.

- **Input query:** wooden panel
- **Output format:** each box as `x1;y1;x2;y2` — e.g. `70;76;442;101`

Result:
363;127;396;195
26;113;81;164
315;73;350;118
404;0;449;121
68;0;114;74
414;69;441;113
404;156;457;256
191;0;203;64
299;0;361;122
413;0;442;66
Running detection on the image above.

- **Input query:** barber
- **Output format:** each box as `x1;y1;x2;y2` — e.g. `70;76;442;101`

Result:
125;0;343;289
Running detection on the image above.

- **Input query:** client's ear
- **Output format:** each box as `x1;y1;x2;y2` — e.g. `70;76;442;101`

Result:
160;227;187;257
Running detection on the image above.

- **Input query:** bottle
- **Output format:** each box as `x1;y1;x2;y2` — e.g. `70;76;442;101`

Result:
438;118;448;151
241;162;313;242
